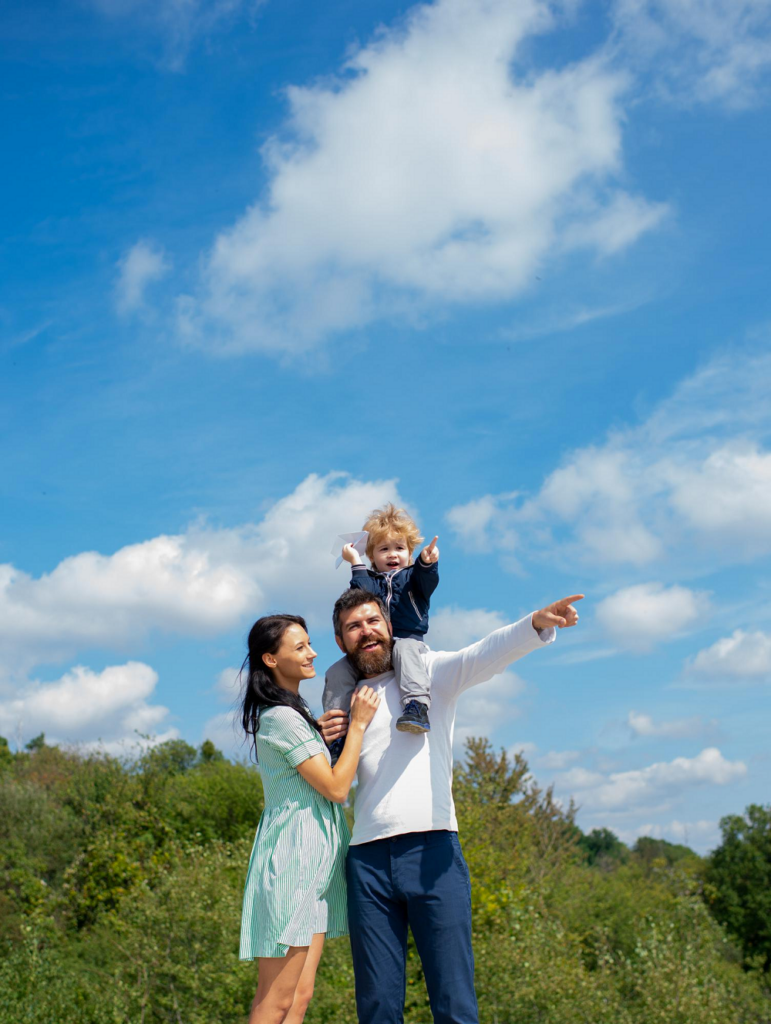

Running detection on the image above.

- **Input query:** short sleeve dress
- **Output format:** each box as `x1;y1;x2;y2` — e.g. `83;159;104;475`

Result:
239;706;350;959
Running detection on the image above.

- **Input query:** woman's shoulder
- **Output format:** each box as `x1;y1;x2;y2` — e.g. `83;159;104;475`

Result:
260;705;305;723
258;705;314;737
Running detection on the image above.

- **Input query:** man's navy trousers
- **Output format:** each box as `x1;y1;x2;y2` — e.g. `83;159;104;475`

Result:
346;829;479;1024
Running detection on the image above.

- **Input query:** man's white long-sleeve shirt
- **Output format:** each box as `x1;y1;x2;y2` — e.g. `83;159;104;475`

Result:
350;613;555;846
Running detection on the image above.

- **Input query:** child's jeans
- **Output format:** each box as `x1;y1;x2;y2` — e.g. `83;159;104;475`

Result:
323;637;432;714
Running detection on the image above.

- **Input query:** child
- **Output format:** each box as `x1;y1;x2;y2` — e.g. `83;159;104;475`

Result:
323;504;439;756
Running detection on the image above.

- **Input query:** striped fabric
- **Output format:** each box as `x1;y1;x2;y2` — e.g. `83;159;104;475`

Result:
239;706;350;960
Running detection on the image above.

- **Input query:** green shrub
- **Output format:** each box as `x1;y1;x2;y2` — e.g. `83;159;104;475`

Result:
1;738;769;1024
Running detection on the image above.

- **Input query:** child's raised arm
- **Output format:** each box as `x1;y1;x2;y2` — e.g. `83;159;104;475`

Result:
412;534;440;602
419;536;439;565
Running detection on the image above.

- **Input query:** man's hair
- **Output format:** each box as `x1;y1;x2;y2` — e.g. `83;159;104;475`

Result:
363;503;423;565
333;588;389;638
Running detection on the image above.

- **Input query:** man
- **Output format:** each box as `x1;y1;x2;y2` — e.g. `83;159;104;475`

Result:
318;588;582;1024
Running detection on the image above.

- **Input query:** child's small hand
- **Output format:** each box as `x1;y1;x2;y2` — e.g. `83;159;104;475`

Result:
420;536;440;564
342;543;363;566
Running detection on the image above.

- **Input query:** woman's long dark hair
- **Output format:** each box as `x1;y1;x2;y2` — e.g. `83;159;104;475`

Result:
240;614;320;761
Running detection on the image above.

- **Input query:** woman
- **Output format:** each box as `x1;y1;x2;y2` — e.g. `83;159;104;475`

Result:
239;614;379;1024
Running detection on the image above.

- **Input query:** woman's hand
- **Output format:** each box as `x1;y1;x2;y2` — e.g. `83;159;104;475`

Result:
350;685;380;729
301;691;378;803
342;543;363;566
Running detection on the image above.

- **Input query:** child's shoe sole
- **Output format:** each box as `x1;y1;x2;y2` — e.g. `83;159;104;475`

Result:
396;720;431;733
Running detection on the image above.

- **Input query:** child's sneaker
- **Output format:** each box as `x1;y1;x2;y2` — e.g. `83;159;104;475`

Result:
328;737;345;765
396;700;430;734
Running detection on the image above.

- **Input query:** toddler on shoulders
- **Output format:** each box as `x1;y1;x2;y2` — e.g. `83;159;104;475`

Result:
323;504;439;757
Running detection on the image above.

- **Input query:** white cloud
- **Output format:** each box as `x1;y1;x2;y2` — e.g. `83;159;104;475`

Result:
611;818;720;853
116;240;170;314
199;667;247;759
539;448;663;565
454;668;525;753
595;582;704;651
447;349;771;570
665;817;720;850
201;710;246;760
0;535;256;675
613;0;771;109
178;0;665;354
536;749;581;769
508;740;538;760
426;605;509;650
688;629;771;678
0;473;427;750
446;449;663;568
0;662;176;750
559;746;746;813
444;494;517;554
666;443;771;547
627;710;715;739
0;472;402;677
214;665;243;700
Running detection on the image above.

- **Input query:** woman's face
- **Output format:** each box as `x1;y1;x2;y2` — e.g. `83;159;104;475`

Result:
264;623;317;688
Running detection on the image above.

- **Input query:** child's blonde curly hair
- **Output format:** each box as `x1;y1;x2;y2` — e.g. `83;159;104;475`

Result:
363;504;423;565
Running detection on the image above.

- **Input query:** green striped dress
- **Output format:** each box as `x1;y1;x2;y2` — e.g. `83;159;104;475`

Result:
239;706;350;960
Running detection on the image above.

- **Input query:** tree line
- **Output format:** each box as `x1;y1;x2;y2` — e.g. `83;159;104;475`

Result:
0;732;769;1023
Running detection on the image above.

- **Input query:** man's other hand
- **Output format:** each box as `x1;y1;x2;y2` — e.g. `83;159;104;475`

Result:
319;709;350;746
532;594;584;631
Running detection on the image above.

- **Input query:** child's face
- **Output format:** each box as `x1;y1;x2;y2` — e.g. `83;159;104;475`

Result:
372;534;410;572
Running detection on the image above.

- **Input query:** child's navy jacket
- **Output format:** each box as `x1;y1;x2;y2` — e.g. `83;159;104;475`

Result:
349;560;438;640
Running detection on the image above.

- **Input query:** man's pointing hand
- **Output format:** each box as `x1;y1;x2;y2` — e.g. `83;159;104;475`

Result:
532;594;584;631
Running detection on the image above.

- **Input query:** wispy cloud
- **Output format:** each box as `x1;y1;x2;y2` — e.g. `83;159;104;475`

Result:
627;710;717;739
2;321;53;353
501;300;643;342
612;0;771;109
115;239;171;315
89;0;262;71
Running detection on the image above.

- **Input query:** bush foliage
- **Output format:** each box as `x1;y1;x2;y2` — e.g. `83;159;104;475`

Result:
0;735;768;1023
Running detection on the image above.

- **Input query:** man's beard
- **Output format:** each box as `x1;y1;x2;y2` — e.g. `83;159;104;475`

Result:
348;636;394;677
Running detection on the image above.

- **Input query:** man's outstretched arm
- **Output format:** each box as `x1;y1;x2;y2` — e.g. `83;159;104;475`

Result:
428;595;583;697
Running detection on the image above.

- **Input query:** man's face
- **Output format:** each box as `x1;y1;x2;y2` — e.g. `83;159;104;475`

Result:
336;601;394;677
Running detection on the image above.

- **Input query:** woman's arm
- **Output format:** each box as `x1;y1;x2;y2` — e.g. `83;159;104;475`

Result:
297;687;379;803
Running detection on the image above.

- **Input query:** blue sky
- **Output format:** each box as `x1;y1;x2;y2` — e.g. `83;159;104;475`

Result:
2;0;771;853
